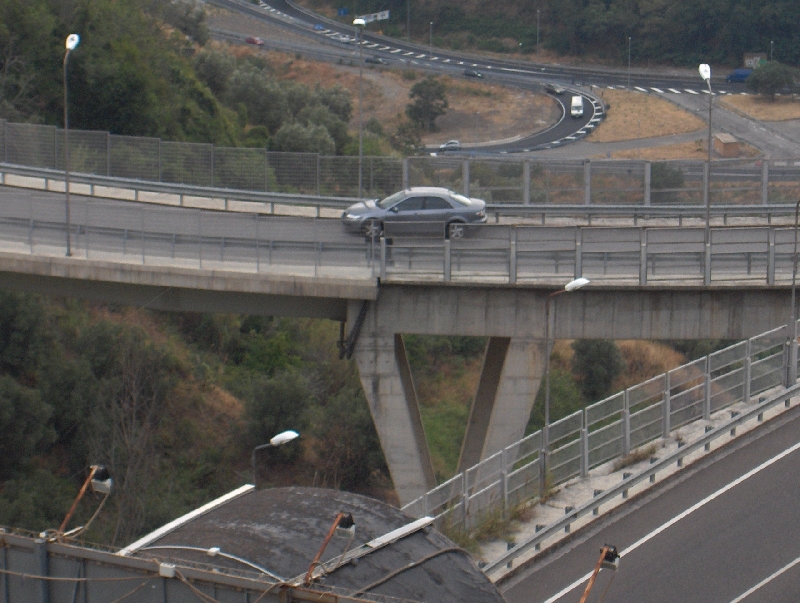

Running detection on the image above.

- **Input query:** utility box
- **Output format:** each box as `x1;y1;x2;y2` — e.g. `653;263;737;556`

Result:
714;133;739;158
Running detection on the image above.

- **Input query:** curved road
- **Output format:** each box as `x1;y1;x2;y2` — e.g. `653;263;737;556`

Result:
500;406;800;603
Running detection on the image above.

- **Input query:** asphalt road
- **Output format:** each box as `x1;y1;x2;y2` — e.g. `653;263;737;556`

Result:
500;405;800;603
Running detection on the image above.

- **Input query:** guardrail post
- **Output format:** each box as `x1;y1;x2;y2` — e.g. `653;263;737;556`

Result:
580;427;588;478
523;160;531;205
463;160;470;197
761;160;769;206
704;226;712;286
539;444;548;500
662;371;671;438
574;227;582;279
768;228;776;286
509;230;517;284
501;448;509;519
703;356;711;420
644;161;651;206
623;389;631;456
744;338;752;404
790;322;799;386
462;471;469;530
444;239;451;282
380;238;387;280
639;228;647;286
583;160;591;206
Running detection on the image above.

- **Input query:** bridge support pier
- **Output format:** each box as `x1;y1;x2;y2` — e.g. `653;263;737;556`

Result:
458;337;545;473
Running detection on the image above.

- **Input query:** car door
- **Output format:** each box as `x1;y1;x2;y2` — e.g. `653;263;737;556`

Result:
384;196;424;236
418;195;455;236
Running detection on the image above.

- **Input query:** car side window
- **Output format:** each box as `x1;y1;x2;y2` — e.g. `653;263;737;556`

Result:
424;196;452;210
394;197;424;212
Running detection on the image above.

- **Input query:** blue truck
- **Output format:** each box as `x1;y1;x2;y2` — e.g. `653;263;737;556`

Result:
725;68;753;83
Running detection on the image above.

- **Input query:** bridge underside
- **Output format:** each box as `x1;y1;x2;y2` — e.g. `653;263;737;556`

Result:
0;252;794;506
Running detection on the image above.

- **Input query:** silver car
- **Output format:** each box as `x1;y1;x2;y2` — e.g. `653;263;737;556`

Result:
341;187;487;238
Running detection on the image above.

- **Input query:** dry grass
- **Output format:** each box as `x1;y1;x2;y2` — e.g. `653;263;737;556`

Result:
588;89;706;143
719;94;800;121
598;139;761;161
612;443;658;471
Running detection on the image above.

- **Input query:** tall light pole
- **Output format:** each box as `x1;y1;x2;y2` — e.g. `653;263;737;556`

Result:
790;198;800;384
63;33;80;257
771;40;774;61
536;9;540;55
406;0;410;41
699;63;713;267
541;277;589;493
429;21;433;56
627;36;631;87
354;18;365;198
251;429;299;488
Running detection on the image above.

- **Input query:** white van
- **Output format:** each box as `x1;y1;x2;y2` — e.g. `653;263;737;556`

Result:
570;95;584;118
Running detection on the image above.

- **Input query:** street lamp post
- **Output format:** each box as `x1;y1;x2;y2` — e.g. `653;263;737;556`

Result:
627;36;631;87
541;277;589;494
251;429;299;487
699;63;713;276
429;21;433;56
771;40;774;61
63;33;80;257
536;9;540;55
406;0;410;41
353;18;366;198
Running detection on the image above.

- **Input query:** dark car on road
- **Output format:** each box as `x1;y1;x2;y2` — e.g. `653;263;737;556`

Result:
365;56;387;65
545;82;566;95
245;36;264;46
341;187;487;238
463;69;483;78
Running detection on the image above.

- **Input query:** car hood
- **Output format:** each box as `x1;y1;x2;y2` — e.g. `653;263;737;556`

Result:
344;199;378;216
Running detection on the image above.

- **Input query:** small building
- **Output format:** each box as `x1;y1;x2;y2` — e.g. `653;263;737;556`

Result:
120;486;507;603
714;133;739;158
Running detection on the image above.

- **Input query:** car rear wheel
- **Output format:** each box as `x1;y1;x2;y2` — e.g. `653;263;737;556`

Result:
447;221;465;239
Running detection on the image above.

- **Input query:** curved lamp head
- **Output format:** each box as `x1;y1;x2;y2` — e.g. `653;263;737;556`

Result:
66;34;80;51
564;277;590;292
353;18;366;27
270;430;300;447
698;64;711;82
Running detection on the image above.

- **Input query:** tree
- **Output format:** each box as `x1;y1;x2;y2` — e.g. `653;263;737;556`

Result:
571;339;626;402
389;119;422;155
193;50;235;97
271;121;335;155
295;104;350;153
746;61;799;101
405;76;448;131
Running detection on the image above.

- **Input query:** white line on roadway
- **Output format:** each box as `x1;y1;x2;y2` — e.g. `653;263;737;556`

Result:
538;439;800;603
729;554;800;602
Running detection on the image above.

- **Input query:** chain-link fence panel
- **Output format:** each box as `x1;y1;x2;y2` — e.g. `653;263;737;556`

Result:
530;160;584;205
590;159;646;205
109;135;160;181
651;160;704;205
468;158;525;203
267;151;318;194
407;156;464;191
59;129;109;176
160;140;213;187
6;123;57;169
215;146;267;191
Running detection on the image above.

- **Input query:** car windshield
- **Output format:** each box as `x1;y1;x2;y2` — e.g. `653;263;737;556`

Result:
377;190;408;209
450;193;473;206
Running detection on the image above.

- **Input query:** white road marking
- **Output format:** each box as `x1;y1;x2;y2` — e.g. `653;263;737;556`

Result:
651;87;664;93
635;86;648;92
685;89;699;94
538;439;800;603
729;555;800;602
668;88;681;93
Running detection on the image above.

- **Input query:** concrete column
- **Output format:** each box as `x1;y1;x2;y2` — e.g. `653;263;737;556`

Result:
458;337;546;472
350;303;436;505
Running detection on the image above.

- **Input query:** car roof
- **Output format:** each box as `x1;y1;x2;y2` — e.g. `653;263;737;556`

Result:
401;186;459;195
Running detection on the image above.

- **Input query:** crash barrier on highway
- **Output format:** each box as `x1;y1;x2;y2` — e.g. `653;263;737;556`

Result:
3;119;800;208
401;323;799;537
379;221;800;286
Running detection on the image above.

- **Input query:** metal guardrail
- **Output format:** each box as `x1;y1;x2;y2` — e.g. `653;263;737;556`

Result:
401;324;799;544
483;380;800;574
